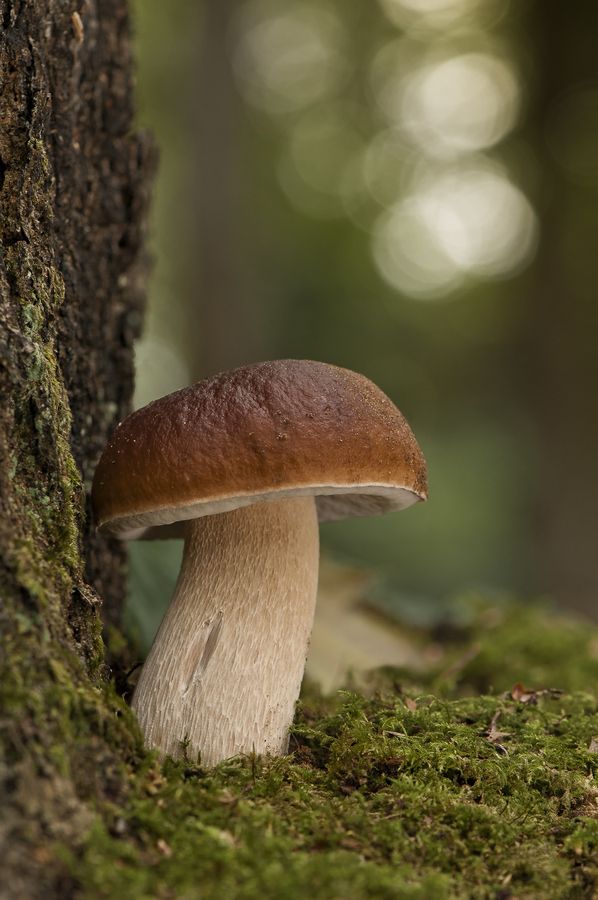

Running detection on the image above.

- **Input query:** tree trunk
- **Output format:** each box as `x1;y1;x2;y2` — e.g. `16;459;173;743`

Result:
522;0;598;616
0;1;153;894
192;0;264;379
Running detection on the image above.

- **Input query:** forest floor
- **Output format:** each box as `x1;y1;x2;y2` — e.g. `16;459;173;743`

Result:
58;590;598;899
54;598;598;900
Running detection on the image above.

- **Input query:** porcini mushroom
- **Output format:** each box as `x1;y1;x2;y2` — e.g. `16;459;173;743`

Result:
92;360;427;766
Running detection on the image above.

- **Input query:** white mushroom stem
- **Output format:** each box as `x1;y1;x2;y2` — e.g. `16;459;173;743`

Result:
131;496;319;766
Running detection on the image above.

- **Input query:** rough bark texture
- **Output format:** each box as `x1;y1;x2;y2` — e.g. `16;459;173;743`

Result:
0;0;153;895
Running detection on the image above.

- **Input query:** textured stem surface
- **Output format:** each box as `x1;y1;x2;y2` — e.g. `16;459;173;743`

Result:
132;497;319;765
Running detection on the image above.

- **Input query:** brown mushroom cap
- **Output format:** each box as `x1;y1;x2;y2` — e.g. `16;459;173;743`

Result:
92;359;428;539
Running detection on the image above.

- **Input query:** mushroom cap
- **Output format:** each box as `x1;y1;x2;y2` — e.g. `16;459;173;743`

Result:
92;359;428;539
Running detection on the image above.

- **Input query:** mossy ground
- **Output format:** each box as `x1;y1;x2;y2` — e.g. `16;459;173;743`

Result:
59;598;598;899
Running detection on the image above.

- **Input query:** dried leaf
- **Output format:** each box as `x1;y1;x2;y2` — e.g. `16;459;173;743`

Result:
589;737;598;753
404;697;418;711
485;710;510;755
511;682;534;703
510;683;563;705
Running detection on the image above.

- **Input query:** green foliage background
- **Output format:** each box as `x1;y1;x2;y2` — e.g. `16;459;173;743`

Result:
128;0;598;646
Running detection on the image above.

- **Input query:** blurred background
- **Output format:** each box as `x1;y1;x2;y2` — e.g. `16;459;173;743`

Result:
127;0;598;681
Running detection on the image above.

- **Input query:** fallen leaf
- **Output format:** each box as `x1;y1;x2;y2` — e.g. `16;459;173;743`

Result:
510;683;563;705
511;682;534;703
485;710;510;755
589;737;598;753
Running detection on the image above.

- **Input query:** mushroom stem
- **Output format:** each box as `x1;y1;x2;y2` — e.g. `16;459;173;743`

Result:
131;497;319;766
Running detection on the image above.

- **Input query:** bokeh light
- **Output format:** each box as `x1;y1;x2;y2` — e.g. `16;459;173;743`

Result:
233;1;347;115
372;161;538;297
378;0;483;31
373;196;463;298
399;52;520;158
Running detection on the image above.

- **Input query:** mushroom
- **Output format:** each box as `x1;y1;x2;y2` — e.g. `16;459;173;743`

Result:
92;360;427;765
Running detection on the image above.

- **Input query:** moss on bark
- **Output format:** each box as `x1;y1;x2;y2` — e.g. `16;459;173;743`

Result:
0;1;153;895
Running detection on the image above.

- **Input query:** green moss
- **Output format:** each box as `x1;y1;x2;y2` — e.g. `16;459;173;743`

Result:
57;600;598;900
0;126;133;888
429;596;598;697
5;236;84;602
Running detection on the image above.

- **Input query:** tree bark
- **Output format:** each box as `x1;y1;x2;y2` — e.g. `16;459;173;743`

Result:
192;0;264;379
0;1;153;894
521;0;598;616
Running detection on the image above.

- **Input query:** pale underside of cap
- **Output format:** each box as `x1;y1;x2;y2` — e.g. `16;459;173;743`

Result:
98;482;423;540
